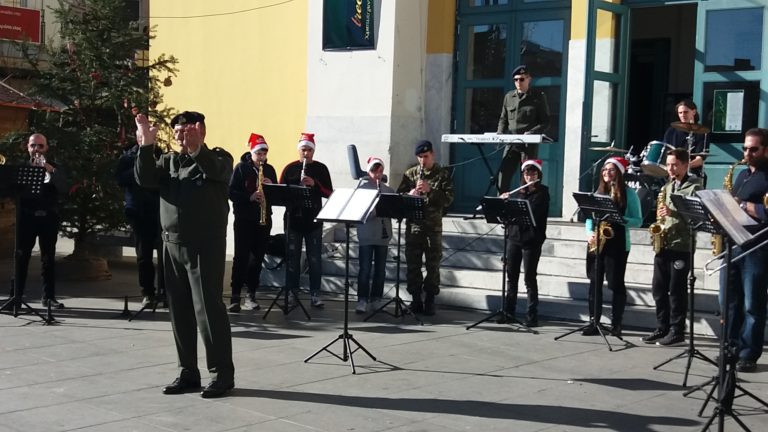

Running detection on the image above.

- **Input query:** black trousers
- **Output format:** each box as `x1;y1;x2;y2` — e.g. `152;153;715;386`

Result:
230;217;271;300
585;227;628;326
651;249;690;334
506;242;542;318
15;212;58;299
126;210;162;297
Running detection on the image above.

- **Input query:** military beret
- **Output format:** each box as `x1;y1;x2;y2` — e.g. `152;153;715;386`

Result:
170;111;206;128
414;139;433;155
512;65;529;77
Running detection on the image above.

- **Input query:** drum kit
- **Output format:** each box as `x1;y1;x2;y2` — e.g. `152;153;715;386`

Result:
588;121;710;225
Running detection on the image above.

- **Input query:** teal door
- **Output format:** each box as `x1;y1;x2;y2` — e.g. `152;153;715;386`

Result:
694;0;768;186
451;3;570;215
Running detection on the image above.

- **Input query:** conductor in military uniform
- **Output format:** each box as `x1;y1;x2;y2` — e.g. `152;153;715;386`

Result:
397;140;454;316
134;111;235;398
496;65;550;193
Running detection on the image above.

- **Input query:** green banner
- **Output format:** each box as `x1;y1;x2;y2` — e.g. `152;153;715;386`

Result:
323;0;375;50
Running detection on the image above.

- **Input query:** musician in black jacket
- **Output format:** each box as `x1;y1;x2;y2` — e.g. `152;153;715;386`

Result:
500;159;549;326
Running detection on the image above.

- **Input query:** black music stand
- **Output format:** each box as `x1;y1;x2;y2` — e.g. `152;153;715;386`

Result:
652;195;717;385
466;196;536;332
681;191;768;432
365;193;424;324
262;184;313;320
0;165;54;324
555;192;626;351
304;188;378;373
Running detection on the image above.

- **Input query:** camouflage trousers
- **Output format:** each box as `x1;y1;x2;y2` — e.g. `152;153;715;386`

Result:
404;226;443;296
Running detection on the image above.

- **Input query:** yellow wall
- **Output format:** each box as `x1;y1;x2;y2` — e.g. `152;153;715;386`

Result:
426;0;455;54
571;0;622;40
149;1;308;170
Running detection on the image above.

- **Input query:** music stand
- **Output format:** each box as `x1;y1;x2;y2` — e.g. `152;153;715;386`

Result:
466;197;536;332
304;188;378;373
652;195;717;385
262;184;313;320
0;165;54;324
365;193;424;324
681;190;768;432
555;192;626;351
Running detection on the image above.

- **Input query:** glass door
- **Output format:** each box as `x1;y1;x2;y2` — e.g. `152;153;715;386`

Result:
452;5;569;214
580;0;631;192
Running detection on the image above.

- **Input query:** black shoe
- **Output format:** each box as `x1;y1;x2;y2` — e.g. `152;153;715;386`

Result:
656;332;685;346
642;328;668;344
610;324;622;338
162;376;201;395
423;294;436;316
736;360;757;373
201;380;234;398
582;323;599;336
41;298;65;309
227;302;241;313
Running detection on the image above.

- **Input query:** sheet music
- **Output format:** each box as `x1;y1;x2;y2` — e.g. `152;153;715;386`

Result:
696;189;756;245
316;188;379;224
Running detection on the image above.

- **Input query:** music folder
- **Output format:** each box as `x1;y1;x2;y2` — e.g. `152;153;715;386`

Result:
316;188;379;224
696;189;757;246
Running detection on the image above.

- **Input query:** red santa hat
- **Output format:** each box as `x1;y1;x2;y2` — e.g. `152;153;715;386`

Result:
297;132;315;150
521;159;543;172
605;156;629;174
366;156;385;172
248;133;268;153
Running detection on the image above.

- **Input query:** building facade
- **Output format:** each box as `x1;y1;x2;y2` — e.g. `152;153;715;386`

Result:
150;0;768;218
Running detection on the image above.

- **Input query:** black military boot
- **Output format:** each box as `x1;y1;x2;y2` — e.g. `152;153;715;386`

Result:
423;293;436;316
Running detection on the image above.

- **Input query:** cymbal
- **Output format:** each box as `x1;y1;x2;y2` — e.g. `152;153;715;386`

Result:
589;146;624;152
671;121;710;134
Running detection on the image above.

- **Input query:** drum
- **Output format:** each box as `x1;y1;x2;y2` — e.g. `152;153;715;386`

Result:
640;141;669;178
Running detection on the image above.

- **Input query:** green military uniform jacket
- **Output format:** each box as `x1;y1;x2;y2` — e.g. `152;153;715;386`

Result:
496;89;550;135
396;163;454;231
135;144;234;249
660;175;701;253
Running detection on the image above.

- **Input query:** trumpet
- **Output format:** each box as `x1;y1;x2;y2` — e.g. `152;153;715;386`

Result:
258;160;267;226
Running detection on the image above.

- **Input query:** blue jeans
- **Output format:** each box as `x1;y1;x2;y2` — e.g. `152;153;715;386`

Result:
286;225;323;295
719;246;768;362
358;244;387;301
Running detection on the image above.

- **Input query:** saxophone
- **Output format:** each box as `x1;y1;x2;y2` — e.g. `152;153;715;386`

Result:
258;160;267;226
648;182;669;254
588;183;617;254
711;159;745;255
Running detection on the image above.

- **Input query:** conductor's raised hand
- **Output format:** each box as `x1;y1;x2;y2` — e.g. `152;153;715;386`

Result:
183;122;204;154
135;114;158;146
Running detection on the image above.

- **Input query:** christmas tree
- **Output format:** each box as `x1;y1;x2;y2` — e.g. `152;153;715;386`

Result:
1;0;178;260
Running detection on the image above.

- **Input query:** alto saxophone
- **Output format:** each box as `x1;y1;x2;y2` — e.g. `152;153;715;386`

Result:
711;159;745;255
258;160;267;226
588;183;617;255
648;182;669;254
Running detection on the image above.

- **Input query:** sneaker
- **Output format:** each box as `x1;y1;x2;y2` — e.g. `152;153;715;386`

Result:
141;296;156;308
642;329;668;344
41;298;64;309
656;332;685;346
736;360;757;373
227;302;241;313
244;297;260;311
355;299;368;314
310;294;324;308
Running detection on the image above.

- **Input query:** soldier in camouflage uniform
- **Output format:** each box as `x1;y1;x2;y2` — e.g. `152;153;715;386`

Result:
396;140;454;316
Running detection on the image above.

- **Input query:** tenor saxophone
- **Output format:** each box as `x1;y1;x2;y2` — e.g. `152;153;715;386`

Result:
258;160;267;226
711;159;745;255
648;182;669;254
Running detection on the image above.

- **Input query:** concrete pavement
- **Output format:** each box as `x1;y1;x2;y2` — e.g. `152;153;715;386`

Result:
0;256;767;432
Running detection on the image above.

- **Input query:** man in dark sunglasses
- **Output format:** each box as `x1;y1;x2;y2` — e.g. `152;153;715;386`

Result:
16;133;68;310
721;127;768;373
496;65;550;193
